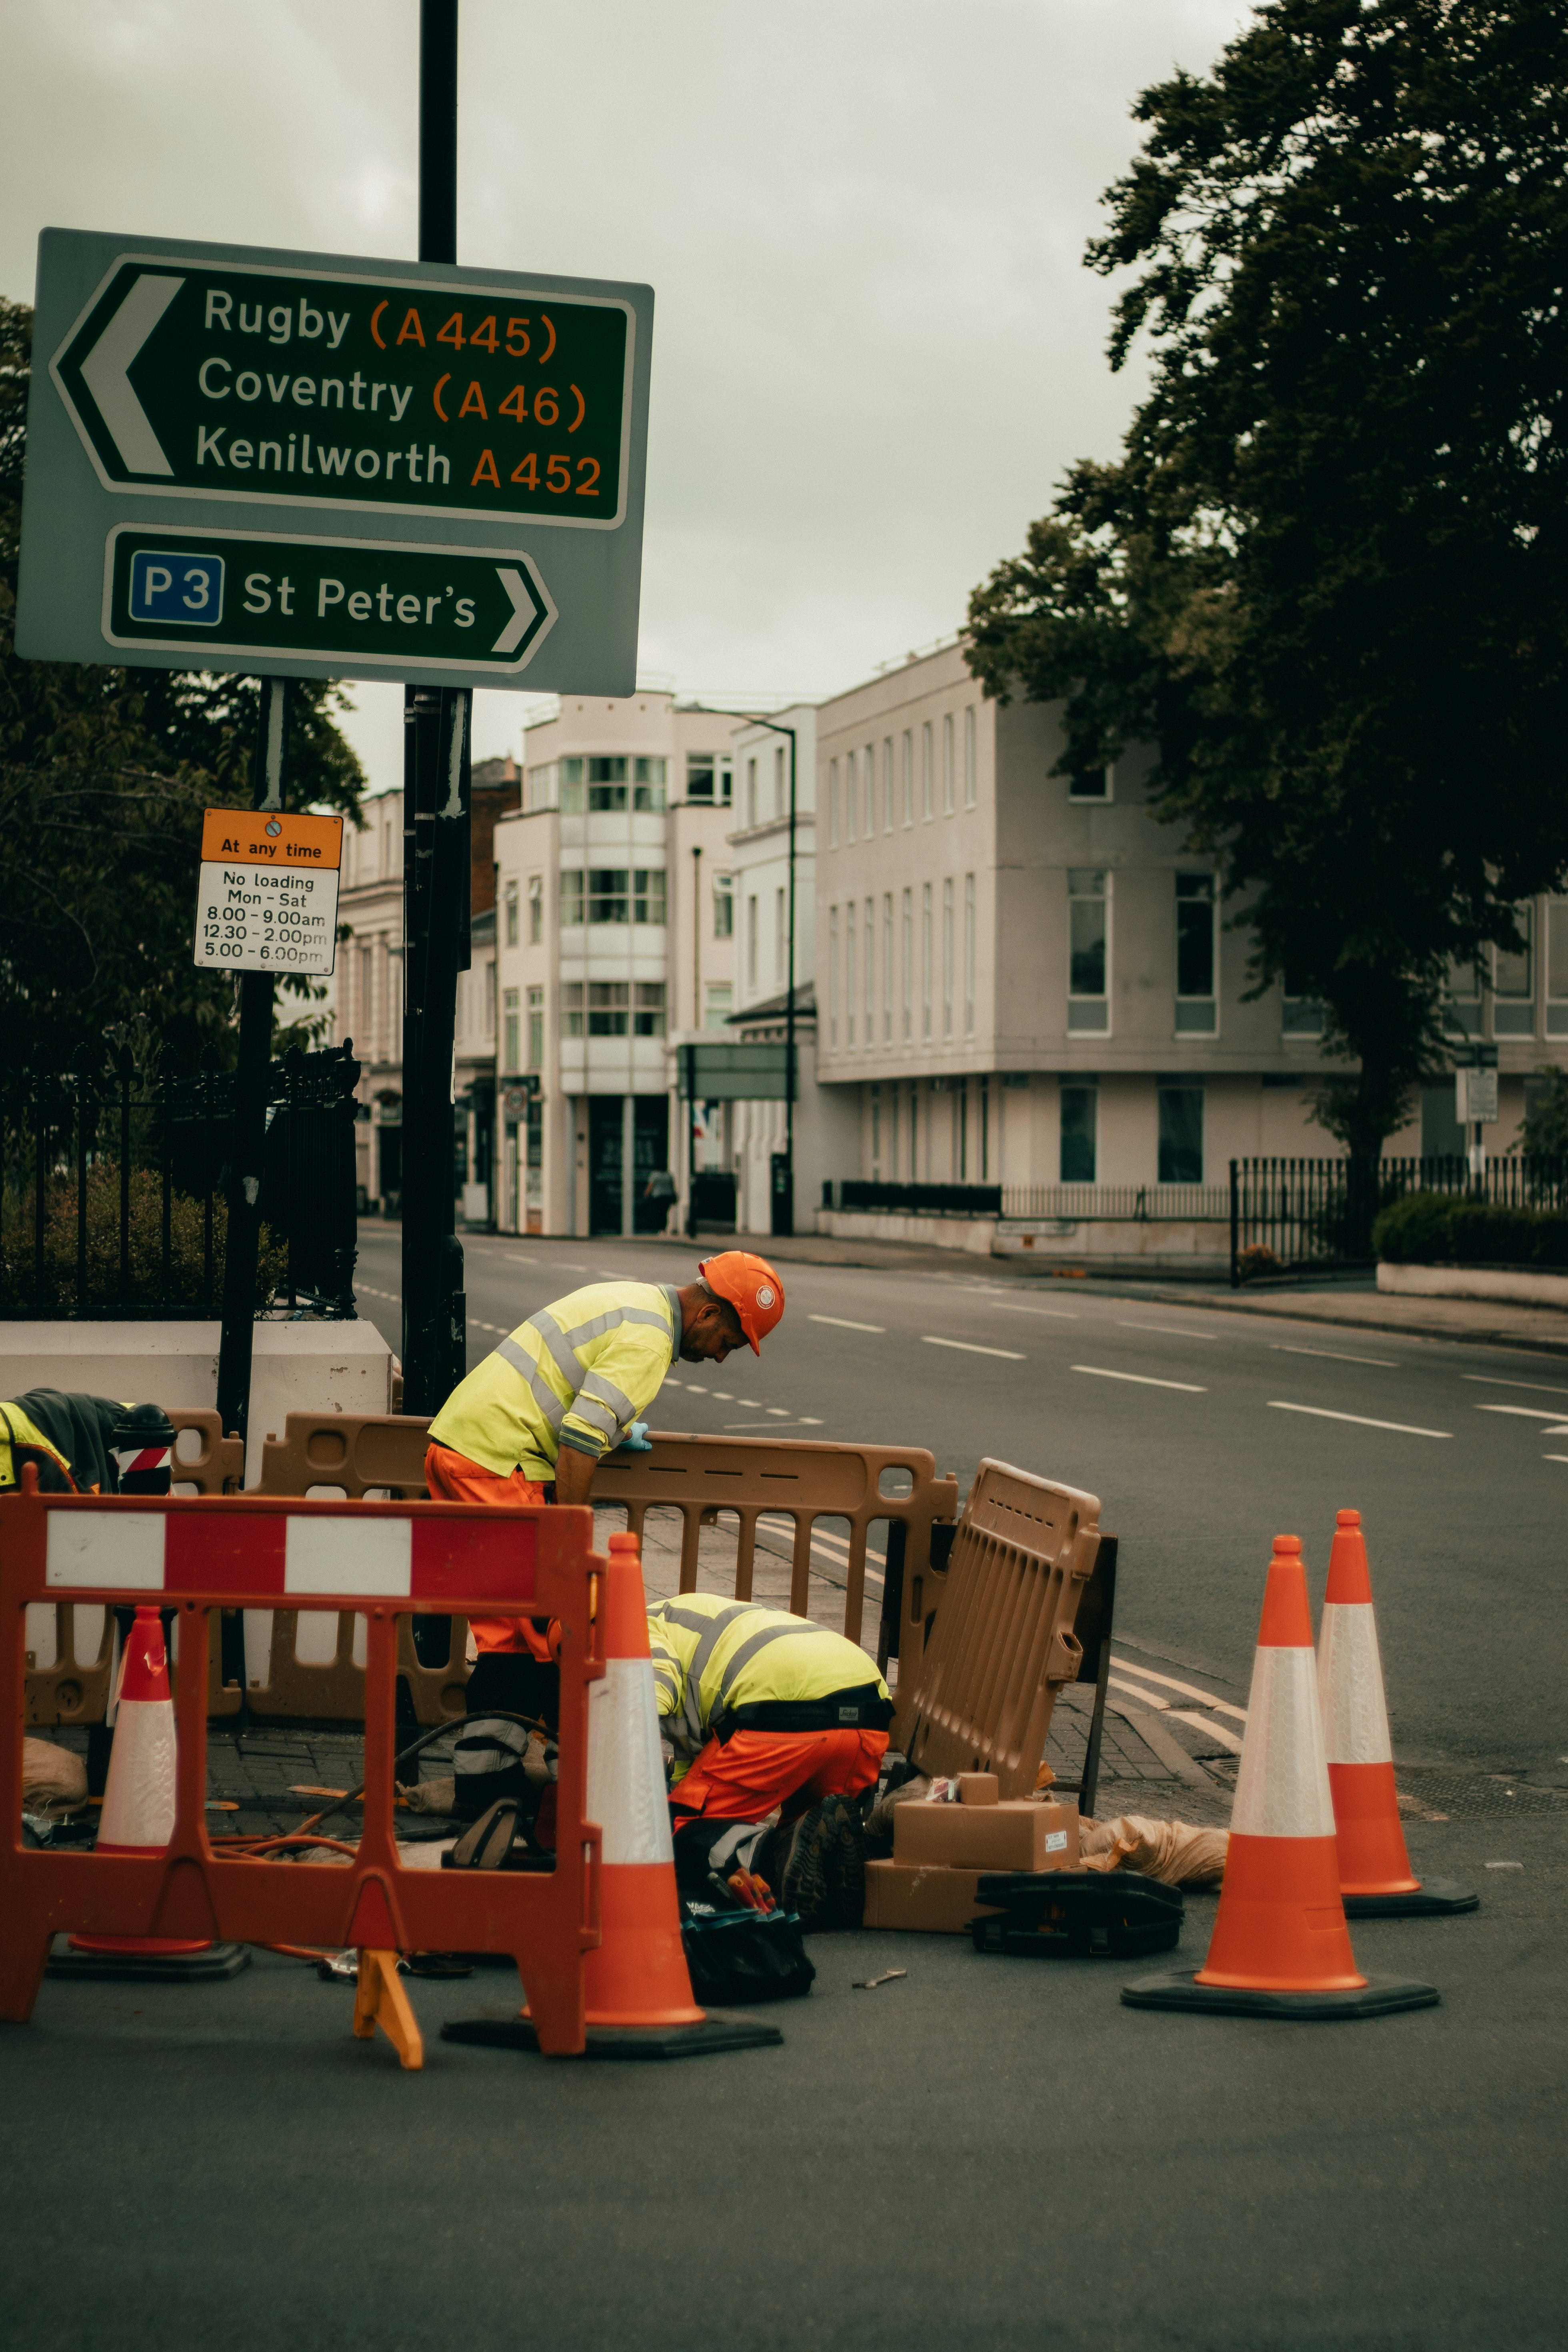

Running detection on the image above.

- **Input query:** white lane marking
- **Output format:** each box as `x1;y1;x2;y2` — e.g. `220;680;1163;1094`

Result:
809;1313;886;1332
1544;1452;1568;1461
923;1336;1026;1360
710;1391;733;1400
1463;1373;1568;1398
503;1252;537;1264
1269;1401;1450;1438
735;1398;760;1407
724;1419;808;1430
1476;1402;1568;1421
1170;1710;1245;1754
469;1320;507;1336
359;1282;400;1303
766;1406;791;1416
1272;1343;1399;1368
1072;1364;1206;1393
1118;1322;1214;1340
1110;1656;1249;1722
986;1302;1079;1319
684;1385;708;1394
799;1416;824;1425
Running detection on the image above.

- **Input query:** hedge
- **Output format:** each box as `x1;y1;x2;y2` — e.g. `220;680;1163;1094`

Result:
1372;1190;1568;1270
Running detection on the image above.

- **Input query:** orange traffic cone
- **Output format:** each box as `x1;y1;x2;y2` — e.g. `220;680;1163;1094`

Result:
1124;1537;1437;2018
56;1607;247;1983
444;1532;781;2059
1321;1511;1476;1918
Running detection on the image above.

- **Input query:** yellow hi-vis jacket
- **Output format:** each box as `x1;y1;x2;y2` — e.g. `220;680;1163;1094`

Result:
648;1592;893;1778
428;1280;680;1480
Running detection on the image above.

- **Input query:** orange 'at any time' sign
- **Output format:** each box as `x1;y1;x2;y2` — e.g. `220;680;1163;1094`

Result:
194;806;344;976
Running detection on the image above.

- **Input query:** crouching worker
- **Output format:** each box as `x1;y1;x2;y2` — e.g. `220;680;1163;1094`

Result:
424;1253;786;1820
648;1592;893;1910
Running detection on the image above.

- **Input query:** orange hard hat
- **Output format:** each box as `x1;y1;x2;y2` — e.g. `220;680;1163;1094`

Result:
699;1252;786;1353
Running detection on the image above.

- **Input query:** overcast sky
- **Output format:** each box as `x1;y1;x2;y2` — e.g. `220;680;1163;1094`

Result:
4;0;1252;786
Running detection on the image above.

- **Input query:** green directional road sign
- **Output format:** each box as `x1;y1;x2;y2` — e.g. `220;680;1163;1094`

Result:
16;229;653;693
105;526;556;677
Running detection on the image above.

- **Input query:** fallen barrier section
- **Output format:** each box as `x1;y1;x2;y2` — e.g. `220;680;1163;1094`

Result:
1;1471;602;2050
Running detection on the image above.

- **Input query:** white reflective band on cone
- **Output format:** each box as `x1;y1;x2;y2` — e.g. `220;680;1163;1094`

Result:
1230;1644;1336;1839
586;1658;676;1866
97;1698;176;1847
1318;1602;1394;1766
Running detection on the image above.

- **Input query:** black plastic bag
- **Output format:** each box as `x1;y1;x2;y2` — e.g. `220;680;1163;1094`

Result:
680;1903;816;2005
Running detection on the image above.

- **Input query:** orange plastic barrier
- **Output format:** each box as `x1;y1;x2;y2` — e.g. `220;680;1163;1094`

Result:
0;1470;604;2052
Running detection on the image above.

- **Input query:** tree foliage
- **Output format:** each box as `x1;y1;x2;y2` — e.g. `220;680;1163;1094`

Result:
0;297;365;1081
967;0;1568;1151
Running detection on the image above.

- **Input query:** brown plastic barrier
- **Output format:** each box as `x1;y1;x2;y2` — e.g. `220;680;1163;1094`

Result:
23;1410;246;1729
0;1473;603;2052
892;1457;1100;1797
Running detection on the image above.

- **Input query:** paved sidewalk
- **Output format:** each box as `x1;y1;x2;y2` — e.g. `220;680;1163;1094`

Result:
1134;1278;1568;1356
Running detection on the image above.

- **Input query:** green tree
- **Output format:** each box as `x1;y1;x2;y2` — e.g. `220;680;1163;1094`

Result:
0;296;365;1081
966;0;1568;1153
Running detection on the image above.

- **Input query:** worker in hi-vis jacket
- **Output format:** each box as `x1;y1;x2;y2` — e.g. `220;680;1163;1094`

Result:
425;1251;786;1818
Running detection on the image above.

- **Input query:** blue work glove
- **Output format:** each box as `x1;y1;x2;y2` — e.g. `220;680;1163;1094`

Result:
620;1421;654;1452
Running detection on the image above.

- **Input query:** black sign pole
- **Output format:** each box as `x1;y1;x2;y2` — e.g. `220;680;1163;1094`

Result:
401;0;472;1417
215;675;290;1453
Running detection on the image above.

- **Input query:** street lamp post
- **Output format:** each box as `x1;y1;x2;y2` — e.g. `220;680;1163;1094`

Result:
736;716;797;1236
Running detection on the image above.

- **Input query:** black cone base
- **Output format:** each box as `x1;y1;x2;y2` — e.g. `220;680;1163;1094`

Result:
48;1940;251;1984
442;2012;784;2060
1343;1880;1478;1918
1121;1969;1439;2020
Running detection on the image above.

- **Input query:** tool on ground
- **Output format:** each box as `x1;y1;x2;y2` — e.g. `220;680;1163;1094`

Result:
853;1968;907;1989
1123;1535;1438;2020
1319;1510;1478;1918
442;1530;783;2060
56;1604;248;1983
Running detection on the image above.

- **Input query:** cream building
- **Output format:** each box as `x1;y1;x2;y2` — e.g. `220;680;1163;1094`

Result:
492;694;737;1236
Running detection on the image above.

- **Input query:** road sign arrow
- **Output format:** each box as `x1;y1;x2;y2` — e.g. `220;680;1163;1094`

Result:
77;272;182;476
492;566;538;654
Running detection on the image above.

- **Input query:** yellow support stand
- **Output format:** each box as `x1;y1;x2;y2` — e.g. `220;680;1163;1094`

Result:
353;1950;424;2071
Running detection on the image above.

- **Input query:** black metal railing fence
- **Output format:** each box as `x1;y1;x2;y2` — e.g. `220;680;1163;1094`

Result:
1230;1155;1568;1286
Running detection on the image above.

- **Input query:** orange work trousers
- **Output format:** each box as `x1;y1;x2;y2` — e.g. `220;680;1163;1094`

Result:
423;1440;552;1660
671;1726;888;1825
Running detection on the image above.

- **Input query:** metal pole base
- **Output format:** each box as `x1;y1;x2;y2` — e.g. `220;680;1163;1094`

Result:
441;2012;784;2060
48;1937;251;1984
1121;1969;1439;2020
1343;1879;1478;1919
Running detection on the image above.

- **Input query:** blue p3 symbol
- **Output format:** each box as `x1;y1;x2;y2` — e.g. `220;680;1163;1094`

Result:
129;549;224;626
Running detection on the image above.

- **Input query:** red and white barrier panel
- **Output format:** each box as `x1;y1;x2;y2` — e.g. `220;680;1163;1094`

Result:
43;1506;538;1603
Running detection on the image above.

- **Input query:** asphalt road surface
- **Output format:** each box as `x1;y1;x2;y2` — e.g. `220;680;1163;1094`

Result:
6;1229;1564;2352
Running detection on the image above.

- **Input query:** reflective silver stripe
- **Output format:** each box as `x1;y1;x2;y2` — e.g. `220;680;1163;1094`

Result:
581;1368;636;1423
526;1310;584;1389
651;1600;755;1752
562;1306;625;1347
496;1334;566;1430
660;1284;684;1355
569;1395;620;1441
716;1620;834;1706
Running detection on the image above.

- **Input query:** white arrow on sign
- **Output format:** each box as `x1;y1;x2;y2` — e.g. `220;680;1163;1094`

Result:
78;273;182;476
492;565;538;654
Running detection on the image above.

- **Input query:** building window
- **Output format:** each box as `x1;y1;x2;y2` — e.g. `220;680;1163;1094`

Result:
908;1081;919;1179
883;892;894;1042
942;713;955;815
955;1078;968;1179
775;887;787;989
921;721;934;820
561;982;583;1038
585;868;630;923
829;905;839;1049
635;981;666;1037
558;755;586;812
1060;1084;1097;1182
964;706;977;808
979;1075;990;1180
1442;954;1484;1040
774;744;786;818
1494;905;1535;1036
828;758;839;847
922;883;933;1039
527;762;557;810
942;876;954;1040
1158;1084;1204;1184
870;1084;882;1177
503;879;518;947
633;868;666;924
484;958;495;1036
1070;761;1112;802
845;750;857;844
1068;868;1110;1033
526;873;543;944
863;746;875;840
963;873;976;1035
882;738;894;832
590;983;628;1037
745;756;758;828
706;870;732;944
746;894;759;992
559;869;585;926
864;894;874;1046
1175;872;1217;1033
686;753;731;805
846;902;857;1047
526;985;544;1069
502;986;519;1072
902;888;913;1041
901;731;914;827
705;982;732;1031
635;756;667;812
1548;898;1568;1035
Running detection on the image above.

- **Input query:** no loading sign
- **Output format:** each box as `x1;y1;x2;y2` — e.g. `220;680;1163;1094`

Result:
194;806;343;978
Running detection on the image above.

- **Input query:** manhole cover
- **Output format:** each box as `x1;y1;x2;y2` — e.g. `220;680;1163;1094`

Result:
1396;1772;1568;1819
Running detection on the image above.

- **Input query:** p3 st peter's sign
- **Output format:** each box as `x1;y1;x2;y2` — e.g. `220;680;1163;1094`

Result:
15;229;654;693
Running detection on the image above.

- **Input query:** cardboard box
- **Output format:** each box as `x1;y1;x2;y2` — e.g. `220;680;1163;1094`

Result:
863;1861;1002;1934
893;1797;1079;1873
